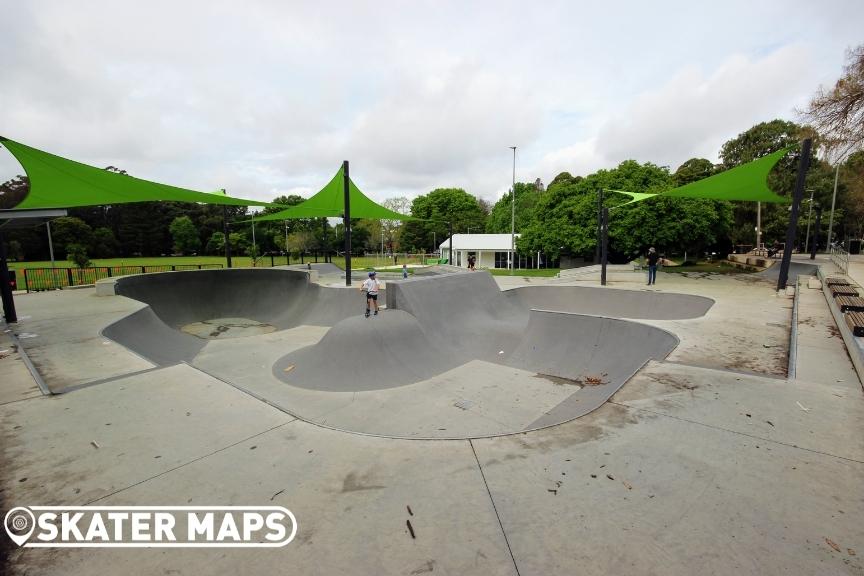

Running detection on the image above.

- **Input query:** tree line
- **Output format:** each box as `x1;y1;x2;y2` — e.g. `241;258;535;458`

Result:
2;45;861;264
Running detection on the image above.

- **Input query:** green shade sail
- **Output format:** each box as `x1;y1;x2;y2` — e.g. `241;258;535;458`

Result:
663;147;791;202
0;136;272;209
608;147;792;205
607;190;659;207
253;164;412;221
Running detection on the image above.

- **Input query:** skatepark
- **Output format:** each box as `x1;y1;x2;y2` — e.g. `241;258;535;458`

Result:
2;256;863;574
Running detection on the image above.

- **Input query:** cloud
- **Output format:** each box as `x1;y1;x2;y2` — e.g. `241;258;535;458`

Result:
2;0;863;206
594;45;815;169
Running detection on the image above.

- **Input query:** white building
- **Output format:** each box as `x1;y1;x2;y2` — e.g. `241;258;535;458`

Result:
439;234;521;269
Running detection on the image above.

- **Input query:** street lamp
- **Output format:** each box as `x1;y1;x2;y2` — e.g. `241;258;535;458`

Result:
804;188;815;253
509;146;516;274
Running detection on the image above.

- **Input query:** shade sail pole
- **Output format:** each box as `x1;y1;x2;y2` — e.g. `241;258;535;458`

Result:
777;138;812;292
222;200;232;268
0;229;18;323
343;161;352;286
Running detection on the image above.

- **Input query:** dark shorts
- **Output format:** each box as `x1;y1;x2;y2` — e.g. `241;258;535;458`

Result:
366;293;378;301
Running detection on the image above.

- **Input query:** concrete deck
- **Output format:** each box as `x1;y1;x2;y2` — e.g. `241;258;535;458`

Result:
2;265;862;575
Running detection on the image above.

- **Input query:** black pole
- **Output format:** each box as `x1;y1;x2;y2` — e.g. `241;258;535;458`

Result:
810;207;822;260
600;207;609;286
343;160;352;286
222;204;232;268
449;220;454;266
777;138;812;291
0;229;18;324
595;188;604;264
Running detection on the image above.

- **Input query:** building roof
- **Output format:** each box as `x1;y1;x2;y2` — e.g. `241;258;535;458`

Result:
439;234;520;251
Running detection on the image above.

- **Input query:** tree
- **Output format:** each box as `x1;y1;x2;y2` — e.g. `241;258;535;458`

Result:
205;231;226;255
0;175;29;209
486;182;540;233
51;217;94;257
92;227;120;258
382;196;411;252
800;44;864;158
66;243;91;268
838;150;864;239
673;158;716;186
720;120;802;167
6;240;24;261
286;230;315;254
518;159;731;261
400;188;487;252
169;216;200;255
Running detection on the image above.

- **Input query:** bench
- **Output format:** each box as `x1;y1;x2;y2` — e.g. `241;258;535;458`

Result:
831;285;860;298
826;277;851;286
845;311;864;337
836;296;864;312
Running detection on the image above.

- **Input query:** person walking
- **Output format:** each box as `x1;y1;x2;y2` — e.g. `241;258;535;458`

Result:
646;247;659;286
402;264;408;279
468;254;476;271
361;271;381;317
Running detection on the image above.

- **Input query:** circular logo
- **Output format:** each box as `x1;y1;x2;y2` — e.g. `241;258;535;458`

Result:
4;507;36;546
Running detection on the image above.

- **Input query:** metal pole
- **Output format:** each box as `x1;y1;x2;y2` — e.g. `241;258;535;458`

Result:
595;189;604;264
600;207;609;286
449;220;453;266
46;221;56;267
251;212;256;266
284;221;289;264
756;202;761;249
827;163;839;247
343;160;352;286
810;207;822;260
804;189;814;253
777;138;812;292
0;229;18;323
510;146;516;274
222;204;232;268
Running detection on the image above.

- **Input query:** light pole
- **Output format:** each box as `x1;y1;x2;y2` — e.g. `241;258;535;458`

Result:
827;163;840;247
284;220;289;264
509;146;516;274
804;188;815;253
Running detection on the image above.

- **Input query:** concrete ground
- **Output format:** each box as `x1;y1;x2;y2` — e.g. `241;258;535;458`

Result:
1;265;863;575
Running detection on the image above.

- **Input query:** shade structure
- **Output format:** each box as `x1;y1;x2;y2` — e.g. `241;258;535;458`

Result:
608;147;793;206
607;190;659;207
0;136;271;209
663;148;791;202
253;165;412;221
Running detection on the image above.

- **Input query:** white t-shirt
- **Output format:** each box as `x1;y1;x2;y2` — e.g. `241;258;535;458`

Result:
362;278;380;295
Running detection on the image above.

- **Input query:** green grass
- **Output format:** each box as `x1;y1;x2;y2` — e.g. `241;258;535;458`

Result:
8;255;237;270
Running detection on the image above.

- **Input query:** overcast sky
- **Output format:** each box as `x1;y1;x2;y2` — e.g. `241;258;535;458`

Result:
0;0;861;207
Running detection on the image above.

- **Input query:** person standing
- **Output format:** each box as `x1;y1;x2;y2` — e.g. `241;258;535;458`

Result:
402;264;408;279
646;247;659;286
468;254;476;271
361;271;381;317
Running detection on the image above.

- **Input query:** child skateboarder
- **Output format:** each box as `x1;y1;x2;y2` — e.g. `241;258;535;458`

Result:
361;271;381;317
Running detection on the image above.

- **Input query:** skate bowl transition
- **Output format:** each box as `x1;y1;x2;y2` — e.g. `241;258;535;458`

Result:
103;268;713;438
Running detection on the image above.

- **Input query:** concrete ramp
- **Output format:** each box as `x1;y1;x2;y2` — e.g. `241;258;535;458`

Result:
105;268;369;365
273;310;454;391
505;285;713;319
757;261;819;282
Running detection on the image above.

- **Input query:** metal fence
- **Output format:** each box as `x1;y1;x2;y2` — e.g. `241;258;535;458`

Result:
20;264;224;292
831;245;850;275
